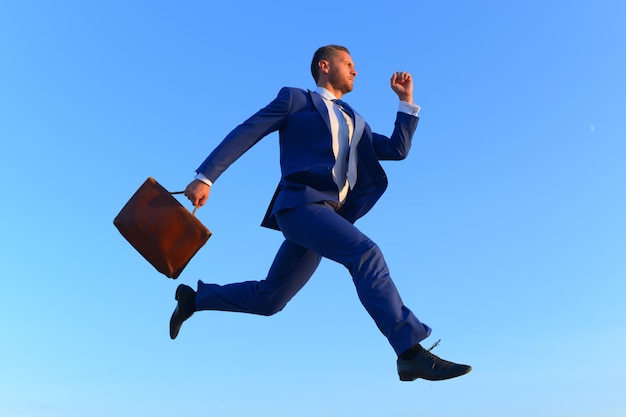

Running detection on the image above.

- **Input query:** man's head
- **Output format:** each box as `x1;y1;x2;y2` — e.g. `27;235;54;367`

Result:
311;45;357;97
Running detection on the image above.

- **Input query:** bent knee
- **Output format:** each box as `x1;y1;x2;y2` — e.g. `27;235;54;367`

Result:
257;299;288;316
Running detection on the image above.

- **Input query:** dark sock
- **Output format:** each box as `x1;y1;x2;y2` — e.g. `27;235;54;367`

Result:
398;344;424;360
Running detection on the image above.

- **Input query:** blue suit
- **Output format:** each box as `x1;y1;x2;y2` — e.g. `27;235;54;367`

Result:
194;87;431;355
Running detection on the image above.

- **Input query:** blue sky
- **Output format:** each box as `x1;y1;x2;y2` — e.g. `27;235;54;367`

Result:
1;1;625;416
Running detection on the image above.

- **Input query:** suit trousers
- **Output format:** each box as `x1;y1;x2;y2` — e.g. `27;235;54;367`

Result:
194;201;432;355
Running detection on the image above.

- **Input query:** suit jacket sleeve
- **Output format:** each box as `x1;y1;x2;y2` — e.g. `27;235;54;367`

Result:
371;112;419;161
196;87;292;183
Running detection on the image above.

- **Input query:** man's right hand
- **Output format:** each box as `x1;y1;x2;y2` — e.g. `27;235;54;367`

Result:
184;179;211;208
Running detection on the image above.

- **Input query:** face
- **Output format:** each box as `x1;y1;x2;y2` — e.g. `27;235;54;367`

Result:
324;50;357;95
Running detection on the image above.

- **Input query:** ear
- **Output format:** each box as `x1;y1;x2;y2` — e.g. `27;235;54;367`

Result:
318;59;330;75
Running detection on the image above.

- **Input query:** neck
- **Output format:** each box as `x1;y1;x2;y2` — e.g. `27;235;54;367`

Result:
317;82;345;99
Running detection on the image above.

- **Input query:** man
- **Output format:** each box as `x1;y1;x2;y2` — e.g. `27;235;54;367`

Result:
171;45;471;381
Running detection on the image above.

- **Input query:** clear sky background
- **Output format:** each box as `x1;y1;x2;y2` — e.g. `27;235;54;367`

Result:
1;1;625;416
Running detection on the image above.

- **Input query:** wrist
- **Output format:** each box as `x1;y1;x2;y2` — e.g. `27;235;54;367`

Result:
194;173;213;187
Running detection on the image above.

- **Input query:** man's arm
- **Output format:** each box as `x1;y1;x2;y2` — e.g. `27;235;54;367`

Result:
196;87;292;183
184;87;293;208
371;72;420;160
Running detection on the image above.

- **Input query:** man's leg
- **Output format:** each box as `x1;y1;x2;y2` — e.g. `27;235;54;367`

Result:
170;239;321;339
275;202;471;381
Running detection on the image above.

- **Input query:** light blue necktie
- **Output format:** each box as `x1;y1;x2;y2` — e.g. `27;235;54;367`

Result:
333;99;358;189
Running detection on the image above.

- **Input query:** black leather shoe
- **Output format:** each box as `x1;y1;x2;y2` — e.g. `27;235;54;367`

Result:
169;284;196;340
397;345;472;381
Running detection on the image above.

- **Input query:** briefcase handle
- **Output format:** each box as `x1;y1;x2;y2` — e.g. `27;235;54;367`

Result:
170;191;199;216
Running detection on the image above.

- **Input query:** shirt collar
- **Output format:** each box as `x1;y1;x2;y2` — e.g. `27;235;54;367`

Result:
315;86;338;101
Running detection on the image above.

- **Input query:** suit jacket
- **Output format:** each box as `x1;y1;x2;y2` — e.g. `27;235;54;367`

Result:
196;87;419;231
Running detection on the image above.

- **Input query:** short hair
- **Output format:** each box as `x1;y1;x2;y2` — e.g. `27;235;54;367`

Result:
310;45;350;83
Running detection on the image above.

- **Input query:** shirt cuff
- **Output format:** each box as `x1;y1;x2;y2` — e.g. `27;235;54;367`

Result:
398;101;420;117
194;173;213;187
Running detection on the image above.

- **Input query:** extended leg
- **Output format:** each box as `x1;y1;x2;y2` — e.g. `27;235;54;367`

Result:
194;239;322;316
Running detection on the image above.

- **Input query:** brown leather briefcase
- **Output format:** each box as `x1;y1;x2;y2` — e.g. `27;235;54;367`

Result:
113;177;211;279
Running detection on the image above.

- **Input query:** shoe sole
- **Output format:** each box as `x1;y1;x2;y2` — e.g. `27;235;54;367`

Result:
398;366;472;382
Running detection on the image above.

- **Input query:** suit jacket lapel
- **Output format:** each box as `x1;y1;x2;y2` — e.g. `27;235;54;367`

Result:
309;90;332;133
351;109;365;147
